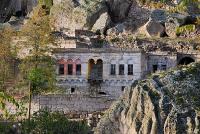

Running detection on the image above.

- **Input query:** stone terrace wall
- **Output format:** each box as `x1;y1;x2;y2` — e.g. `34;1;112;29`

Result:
32;94;115;114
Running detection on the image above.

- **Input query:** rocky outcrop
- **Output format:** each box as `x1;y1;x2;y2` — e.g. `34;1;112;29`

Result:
50;0;87;32
185;1;200;15
50;0;149;35
140;20;165;37
92;12;111;34
105;0;132;23
165;13;197;37
95;62;200;134
150;9;166;24
0;0;38;23
107;23;126;35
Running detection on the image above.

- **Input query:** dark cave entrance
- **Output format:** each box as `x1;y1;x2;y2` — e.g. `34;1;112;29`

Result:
178;57;195;65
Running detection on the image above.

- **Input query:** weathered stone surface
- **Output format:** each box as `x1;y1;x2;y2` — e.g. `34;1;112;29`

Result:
124;1;150;32
106;0;132;23
186;2;200;15
165;21;177;38
92;12;111;32
0;0;38;22
107;23;126;35
167;13;190;27
165;13;188;37
32;94;114;114
50;1;87;32
150;9;166;23
85;2;108;30
142;20;165;37
95;62;200;134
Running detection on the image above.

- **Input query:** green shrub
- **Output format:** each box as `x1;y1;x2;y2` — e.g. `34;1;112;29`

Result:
176;24;196;35
195;17;200;26
39;0;53;8
21;109;89;134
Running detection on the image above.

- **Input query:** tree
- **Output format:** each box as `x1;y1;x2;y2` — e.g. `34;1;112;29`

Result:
0;26;16;90
0;26;20;116
19;5;56;93
18;5;56;126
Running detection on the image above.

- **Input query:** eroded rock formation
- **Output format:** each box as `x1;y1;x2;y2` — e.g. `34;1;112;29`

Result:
95;62;200;134
0;0;38;23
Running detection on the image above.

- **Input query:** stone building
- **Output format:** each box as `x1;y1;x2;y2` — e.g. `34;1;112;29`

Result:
52;30;199;100
53;44;199;99
54;48;146;98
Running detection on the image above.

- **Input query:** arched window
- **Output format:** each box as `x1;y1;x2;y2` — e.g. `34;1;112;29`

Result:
88;59;103;81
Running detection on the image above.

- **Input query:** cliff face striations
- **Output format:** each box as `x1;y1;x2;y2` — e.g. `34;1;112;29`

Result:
95;63;200;134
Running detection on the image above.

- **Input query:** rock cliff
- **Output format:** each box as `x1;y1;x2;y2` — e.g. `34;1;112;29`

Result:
95;62;200;134
0;0;38;23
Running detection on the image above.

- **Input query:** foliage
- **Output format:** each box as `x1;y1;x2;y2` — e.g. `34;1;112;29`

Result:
21;109;89;134
19;5;56;94
137;0;170;6
0;26;23;117
27;62;55;94
148;1;166;8
110;37;121;43
0;92;20;118
169;0;200;13
195;17;200;26
0;26;16;90
176;24;196;35
179;0;200;7
39;0;53;8
168;5;187;13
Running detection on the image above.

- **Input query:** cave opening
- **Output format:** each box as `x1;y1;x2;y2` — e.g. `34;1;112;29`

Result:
178;57;195;65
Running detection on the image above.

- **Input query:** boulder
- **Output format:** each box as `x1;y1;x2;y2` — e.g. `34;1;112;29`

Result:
27;0;38;13
150;9;166;24
85;2;108;30
167;13;190;27
165;21;177;38
107;23;126;35
106;0;132;23
186;2;200;15
165;13;195;38
124;2;150;32
92;12;111;33
143;20;165;37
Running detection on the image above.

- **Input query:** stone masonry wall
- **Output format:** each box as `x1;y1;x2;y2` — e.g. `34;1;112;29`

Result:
32;94;115;114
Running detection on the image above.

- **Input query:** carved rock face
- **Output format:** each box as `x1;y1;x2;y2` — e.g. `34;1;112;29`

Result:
95;62;200;134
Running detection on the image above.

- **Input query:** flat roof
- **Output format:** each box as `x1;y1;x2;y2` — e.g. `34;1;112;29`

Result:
53;48;143;54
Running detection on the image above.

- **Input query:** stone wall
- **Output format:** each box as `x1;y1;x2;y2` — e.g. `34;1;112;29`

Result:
147;52;177;73
32;94;115;114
